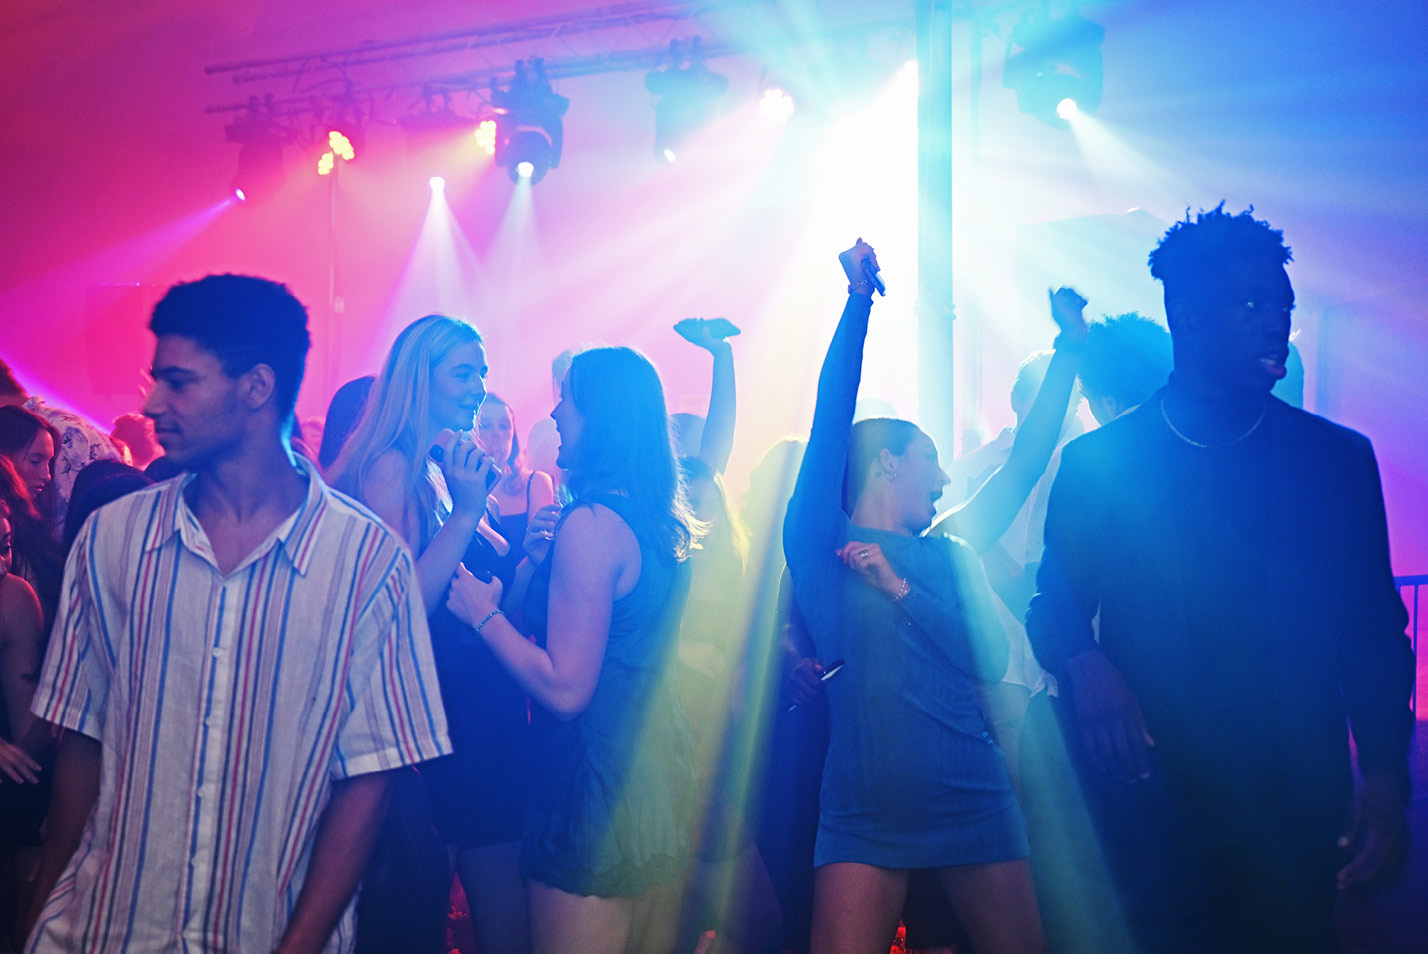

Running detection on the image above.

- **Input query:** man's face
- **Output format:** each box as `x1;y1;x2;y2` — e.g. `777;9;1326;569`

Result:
142;335;248;470
1178;261;1294;395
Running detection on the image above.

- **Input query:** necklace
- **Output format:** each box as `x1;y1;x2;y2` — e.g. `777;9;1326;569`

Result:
1160;396;1266;449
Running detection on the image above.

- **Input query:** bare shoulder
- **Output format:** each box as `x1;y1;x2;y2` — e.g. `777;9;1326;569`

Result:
359;449;419;538
0;574;43;639
554;502;644;595
558;502;639;551
366;449;409;486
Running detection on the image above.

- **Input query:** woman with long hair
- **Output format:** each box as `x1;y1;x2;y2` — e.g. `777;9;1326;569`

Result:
328;314;532;954
448;346;697;954
782;241;1045;954
0;406;60;528
475;393;555;582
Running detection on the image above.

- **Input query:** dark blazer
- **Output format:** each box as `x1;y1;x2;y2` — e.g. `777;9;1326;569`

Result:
1027;388;1412;838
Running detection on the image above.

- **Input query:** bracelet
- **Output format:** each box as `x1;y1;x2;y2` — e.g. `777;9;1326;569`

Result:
474;609;502;637
848;281;876;297
890;578;911;602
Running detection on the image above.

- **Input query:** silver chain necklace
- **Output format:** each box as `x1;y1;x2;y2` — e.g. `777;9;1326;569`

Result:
1160;396;1266;449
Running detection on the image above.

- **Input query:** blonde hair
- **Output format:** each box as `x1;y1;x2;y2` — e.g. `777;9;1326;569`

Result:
328;315;482;543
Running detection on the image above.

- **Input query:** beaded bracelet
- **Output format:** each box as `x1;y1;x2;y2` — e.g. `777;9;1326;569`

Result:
890;578;911;602
475;609;502;637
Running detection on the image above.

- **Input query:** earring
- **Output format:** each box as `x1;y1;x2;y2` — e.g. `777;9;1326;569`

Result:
886;471;897;481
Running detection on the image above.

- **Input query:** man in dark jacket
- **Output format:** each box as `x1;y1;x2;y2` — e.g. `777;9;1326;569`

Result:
1026;205;1412;954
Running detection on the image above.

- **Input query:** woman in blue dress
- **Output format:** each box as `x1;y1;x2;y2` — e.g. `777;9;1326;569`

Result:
782;242;1045;954
449;345;697;954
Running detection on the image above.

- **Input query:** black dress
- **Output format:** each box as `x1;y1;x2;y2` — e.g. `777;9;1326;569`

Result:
422;514;532;847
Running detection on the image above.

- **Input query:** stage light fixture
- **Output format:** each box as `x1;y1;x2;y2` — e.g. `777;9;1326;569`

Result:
225;97;293;203
502;129;553;183
491;59;568;185
475;119;498;156
328;130;356;161
316;128;358;176
1003;11;1104;127
646;38;728;162
430;176;446;193
1056;97;1078;120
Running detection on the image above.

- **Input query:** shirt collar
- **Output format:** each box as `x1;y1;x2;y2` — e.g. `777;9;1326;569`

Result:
141;454;328;576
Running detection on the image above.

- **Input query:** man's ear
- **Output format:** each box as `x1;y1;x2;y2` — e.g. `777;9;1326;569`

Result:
238;363;278;412
877;446;898;478
1164;296;1193;333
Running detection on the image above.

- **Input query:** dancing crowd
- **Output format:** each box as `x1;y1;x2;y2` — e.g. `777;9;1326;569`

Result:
0;205;1413;954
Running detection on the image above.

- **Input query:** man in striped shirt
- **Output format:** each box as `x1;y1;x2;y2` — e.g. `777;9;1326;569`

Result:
22;275;451;954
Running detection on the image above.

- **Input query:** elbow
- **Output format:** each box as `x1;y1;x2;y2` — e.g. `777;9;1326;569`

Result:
543;686;595;721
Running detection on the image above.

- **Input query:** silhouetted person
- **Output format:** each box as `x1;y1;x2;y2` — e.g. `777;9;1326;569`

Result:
1027;205;1413;954
317;375;375;471
1075;312;1174;426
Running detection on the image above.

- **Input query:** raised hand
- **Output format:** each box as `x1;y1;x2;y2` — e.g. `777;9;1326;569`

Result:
1048;286;1089;347
838;238;883;295
674;317;741;351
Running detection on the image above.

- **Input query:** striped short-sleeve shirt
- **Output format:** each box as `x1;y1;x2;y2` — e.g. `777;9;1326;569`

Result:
27;455;450;954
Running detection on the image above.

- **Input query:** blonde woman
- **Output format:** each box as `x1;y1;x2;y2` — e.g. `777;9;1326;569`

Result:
329;314;531;954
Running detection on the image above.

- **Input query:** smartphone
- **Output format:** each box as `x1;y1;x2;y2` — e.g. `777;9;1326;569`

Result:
429;441;501;491
787;658;846;712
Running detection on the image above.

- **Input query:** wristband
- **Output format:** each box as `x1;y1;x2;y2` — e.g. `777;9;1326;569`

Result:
848;281;876;298
475;609;502;637
890;578;911;602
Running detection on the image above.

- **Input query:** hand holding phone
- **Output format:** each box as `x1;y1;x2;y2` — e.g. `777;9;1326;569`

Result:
838;239;885;296
432;430;500;514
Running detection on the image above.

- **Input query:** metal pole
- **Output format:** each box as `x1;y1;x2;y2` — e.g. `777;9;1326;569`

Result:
916;0;955;455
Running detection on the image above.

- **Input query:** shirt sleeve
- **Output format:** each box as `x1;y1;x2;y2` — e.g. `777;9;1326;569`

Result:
1334;436;1414;786
896;536;1010;682
783;294;872;580
30;520;106;739
332;546;451;778
1025;440;1102;677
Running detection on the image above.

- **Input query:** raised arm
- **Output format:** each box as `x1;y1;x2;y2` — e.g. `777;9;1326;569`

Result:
783;243;879;570
934;287;1087;553
674;318;740;475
